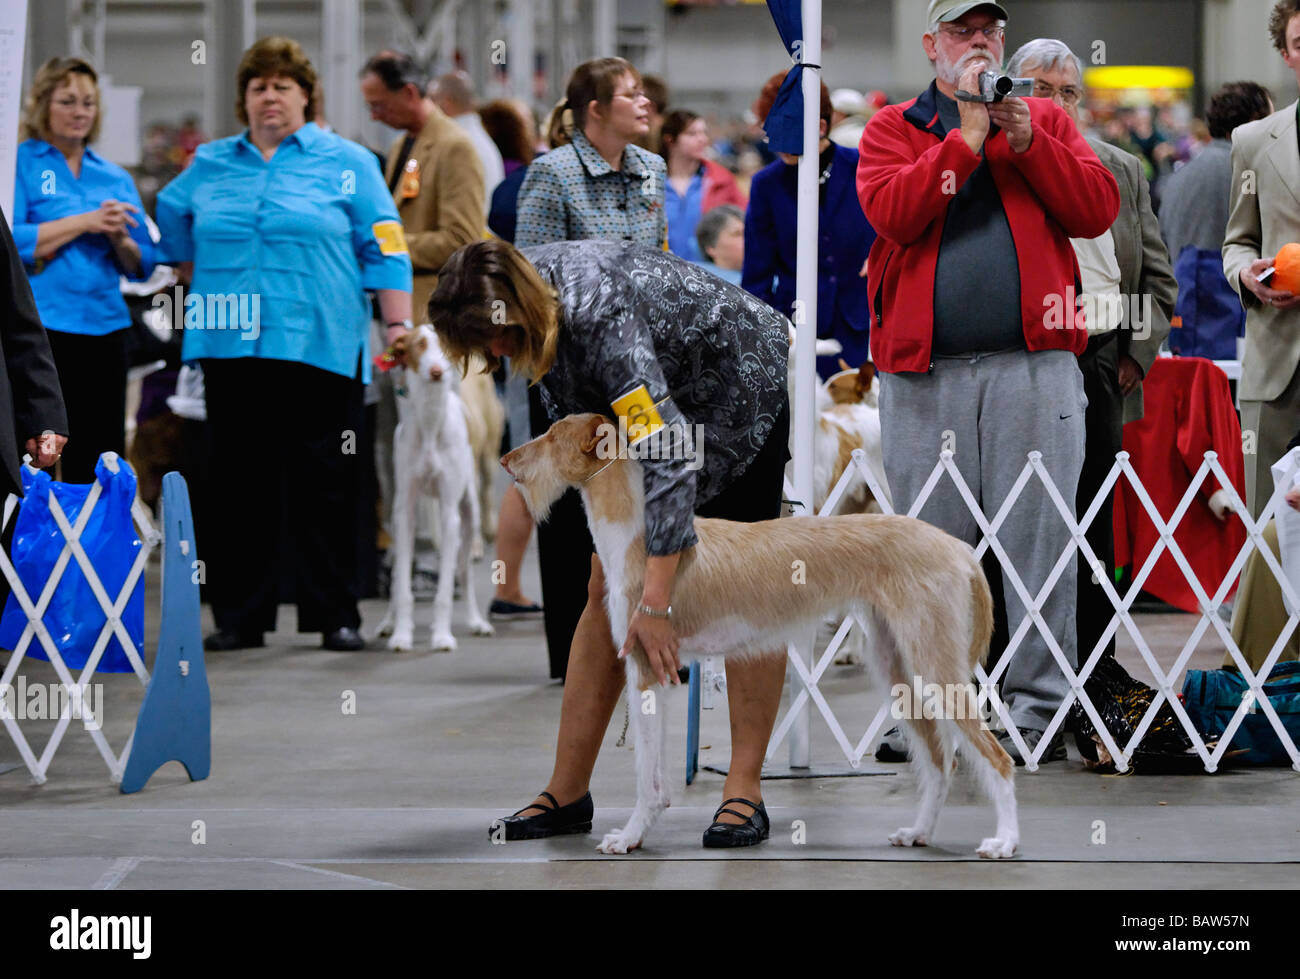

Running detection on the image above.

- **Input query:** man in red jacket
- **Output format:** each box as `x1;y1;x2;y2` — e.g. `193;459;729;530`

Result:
857;0;1120;764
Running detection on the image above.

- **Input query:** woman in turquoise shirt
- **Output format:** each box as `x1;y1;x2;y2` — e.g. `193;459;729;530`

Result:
13;57;154;483
155;37;413;653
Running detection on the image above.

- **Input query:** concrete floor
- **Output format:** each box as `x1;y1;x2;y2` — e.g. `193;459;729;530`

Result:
1;521;1298;890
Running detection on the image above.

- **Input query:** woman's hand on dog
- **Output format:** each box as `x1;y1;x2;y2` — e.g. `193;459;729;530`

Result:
621;611;681;686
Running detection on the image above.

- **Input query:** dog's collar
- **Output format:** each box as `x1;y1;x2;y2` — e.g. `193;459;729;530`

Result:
582;457;618;483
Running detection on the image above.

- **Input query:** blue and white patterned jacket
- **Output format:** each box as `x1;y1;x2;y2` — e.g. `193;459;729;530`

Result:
515;130;667;249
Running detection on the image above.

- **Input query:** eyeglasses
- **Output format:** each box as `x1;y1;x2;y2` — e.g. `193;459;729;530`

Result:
613;89;646;102
936;24;1006;42
1031;81;1082;106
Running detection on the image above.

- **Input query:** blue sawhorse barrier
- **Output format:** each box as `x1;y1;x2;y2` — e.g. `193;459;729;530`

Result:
120;472;210;793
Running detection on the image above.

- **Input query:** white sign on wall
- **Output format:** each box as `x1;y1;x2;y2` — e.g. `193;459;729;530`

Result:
0;0;29;223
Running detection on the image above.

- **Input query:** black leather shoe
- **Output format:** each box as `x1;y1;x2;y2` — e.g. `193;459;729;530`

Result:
322;627;365;651
489;790;593;841
203;630;265;651
702;797;769;848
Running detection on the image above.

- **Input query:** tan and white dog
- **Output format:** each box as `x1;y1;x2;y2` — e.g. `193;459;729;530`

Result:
502;414;1019;858
378;326;494;651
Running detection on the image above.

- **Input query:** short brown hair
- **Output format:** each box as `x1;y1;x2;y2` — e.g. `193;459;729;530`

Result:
658;109;701;157
428;239;560;382
1269;0;1300;52
235;36;317;126
480;99;535;165
565;57;641;132
21;57;102;145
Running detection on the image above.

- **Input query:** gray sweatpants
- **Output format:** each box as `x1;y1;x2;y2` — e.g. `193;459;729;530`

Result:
879;348;1087;732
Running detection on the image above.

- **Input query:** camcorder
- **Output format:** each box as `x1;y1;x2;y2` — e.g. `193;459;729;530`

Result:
955;71;1034;103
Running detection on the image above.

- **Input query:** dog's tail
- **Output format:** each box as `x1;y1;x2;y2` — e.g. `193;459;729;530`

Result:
968;559;995;669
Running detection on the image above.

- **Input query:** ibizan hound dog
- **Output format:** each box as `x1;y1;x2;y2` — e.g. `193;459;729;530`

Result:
501;413;1019;858
378;326;494;651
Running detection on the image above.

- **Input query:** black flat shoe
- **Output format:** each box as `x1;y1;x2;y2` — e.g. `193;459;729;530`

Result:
702;797;769;848
322;627;365;651
203;630;265;651
490;790;593;841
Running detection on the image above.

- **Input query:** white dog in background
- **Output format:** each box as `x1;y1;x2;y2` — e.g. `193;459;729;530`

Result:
377;326;494;651
502;414;1020;859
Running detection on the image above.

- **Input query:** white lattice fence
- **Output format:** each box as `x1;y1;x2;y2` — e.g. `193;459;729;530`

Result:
0;454;161;784
769;446;1300;774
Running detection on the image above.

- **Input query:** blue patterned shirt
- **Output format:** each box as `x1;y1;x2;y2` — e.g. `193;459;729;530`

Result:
514;130;667;248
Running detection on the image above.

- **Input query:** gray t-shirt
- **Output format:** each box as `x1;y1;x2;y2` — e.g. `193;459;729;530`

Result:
931;93;1024;355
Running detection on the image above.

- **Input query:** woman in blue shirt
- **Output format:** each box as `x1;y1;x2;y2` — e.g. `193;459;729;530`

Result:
13;57;154;483
155;36;413;653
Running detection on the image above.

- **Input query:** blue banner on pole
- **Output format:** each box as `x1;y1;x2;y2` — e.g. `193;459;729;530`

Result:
764;0;807;155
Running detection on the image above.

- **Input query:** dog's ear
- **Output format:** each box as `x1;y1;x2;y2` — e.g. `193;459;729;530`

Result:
391;333;408;356
402;333;429;371
857;361;876;391
579;415;607;456
838;357;851;372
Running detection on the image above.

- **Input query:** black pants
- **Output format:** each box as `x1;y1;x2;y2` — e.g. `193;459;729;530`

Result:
1076;334;1123;664
46;329;127;484
533;392;790;680
200;357;364;636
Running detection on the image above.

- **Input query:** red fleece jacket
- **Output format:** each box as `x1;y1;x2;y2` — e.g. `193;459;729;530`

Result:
856;88;1120;373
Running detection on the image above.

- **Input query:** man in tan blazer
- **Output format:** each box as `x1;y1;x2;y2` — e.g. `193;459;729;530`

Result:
1223;1;1300;519
360;51;484;324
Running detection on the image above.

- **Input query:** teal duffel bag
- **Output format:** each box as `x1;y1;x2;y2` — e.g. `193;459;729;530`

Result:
1181;662;1300;765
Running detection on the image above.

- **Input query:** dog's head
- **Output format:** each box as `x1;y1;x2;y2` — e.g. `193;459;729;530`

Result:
501;413;619;521
825;359;878;407
391;324;450;384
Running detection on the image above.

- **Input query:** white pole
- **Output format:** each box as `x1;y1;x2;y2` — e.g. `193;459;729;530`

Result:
0;0;30;222
787;0;821;770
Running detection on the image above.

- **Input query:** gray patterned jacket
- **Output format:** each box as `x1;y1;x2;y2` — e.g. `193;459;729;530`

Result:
523;240;789;556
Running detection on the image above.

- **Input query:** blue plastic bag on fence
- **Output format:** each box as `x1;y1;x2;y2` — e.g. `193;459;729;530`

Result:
1168;245;1246;361
0;457;144;672
1181;662;1300;765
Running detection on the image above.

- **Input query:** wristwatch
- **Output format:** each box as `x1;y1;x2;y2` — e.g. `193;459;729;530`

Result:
638;604;672;619
386;319;414;331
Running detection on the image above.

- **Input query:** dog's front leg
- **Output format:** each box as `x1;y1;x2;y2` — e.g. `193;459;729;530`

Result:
381;461;417;651
458;490;494;638
598;659;671;854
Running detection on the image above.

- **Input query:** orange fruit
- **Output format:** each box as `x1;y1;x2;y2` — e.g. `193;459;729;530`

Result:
1274;243;1300;293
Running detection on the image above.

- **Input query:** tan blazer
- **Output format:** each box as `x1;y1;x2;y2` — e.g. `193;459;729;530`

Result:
1223;101;1300;403
384;105;485;321
1088;138;1177;423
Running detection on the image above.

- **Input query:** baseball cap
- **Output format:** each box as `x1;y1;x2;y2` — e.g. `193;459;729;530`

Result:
830;88;869;117
927;1;1009;24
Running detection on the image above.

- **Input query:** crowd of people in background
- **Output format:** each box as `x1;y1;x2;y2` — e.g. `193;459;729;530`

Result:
8;0;1300;816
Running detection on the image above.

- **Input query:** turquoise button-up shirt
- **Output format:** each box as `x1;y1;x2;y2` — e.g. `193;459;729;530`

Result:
11;139;155;336
155;122;412;382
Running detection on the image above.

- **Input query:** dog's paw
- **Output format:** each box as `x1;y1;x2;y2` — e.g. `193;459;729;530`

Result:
386;631;413;652
469;620;494;637
375;620;394;638
832;649;863;666
977;837;1017;859
596;828;642;854
889;826;928;847
430;631;457;652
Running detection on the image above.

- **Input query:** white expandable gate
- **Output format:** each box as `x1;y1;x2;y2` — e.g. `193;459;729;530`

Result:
0;453;162;784
769;446;1300;774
